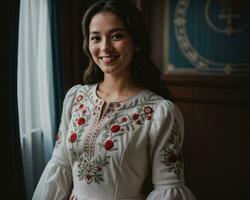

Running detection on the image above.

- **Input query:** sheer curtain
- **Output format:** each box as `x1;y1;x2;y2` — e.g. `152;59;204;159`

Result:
17;0;55;199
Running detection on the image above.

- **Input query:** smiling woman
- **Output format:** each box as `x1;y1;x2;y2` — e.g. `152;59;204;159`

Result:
32;1;196;199
88;11;134;78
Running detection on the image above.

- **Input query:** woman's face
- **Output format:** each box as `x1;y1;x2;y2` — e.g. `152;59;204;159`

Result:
88;11;134;77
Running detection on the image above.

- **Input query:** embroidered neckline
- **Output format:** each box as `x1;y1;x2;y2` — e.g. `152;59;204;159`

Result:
93;83;149;104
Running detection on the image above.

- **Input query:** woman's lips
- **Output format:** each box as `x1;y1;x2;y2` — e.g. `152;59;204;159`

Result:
99;55;119;64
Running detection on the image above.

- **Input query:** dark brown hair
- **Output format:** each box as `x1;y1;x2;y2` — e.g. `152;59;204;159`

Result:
81;0;172;99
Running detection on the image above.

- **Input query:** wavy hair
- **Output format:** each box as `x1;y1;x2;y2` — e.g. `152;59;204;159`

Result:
81;0;172;99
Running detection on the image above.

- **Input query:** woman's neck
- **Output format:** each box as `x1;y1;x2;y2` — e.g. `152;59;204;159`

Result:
97;75;143;102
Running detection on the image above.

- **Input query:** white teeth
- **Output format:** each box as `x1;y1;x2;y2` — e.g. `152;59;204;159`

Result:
101;56;118;63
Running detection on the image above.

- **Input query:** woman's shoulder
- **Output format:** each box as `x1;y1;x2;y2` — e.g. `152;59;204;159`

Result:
146;90;183;120
145;90;175;108
64;83;96;101
65;83;97;95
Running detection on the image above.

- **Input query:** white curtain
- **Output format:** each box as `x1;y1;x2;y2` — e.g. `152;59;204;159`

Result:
17;0;55;199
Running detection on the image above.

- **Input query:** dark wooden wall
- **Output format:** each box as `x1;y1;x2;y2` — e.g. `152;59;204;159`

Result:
145;0;250;199
163;75;250;199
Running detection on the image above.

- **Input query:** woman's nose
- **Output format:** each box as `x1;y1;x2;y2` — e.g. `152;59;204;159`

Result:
101;39;113;51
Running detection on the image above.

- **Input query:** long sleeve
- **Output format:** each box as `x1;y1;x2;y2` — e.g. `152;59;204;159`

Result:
32;85;81;200
146;100;196;200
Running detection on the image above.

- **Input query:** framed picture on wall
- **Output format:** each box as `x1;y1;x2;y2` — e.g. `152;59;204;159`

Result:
163;0;250;75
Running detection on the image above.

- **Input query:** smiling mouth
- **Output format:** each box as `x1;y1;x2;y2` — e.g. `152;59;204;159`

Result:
99;55;119;64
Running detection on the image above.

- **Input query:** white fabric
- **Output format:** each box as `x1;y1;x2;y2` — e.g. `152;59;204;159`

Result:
18;0;55;199
146;186;196;200
33;84;196;200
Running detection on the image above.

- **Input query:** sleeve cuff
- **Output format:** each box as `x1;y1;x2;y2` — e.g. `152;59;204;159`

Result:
146;184;197;200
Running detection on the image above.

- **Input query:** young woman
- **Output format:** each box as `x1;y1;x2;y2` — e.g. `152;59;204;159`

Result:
33;0;196;199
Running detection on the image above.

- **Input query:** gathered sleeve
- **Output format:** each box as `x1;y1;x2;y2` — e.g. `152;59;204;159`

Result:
32;85;81;200
146;100;196;200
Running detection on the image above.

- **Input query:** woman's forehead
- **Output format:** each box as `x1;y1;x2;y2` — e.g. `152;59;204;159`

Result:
89;11;125;32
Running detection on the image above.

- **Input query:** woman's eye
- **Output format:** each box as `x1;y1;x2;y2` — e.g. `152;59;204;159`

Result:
90;36;101;42
111;33;124;40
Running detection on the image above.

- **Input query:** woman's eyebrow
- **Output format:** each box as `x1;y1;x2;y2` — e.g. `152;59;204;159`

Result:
89;28;126;35
89;31;99;35
110;28;126;33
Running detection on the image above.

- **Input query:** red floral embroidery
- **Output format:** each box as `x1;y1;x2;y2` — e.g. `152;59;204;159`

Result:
104;140;114;150
77;154;108;184
144;106;153;114
76;95;83;101
86;175;92;180
168;153;178;163
97;166;102;171
69;132;77;143
132;113;139;120
121;117;128;122
136;120;142;125
161;119;183;177
110;124;121;133
77;117;86;126
74;87;160;185
131;106;154;122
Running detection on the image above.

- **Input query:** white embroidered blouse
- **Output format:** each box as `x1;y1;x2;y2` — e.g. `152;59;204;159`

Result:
33;84;196;200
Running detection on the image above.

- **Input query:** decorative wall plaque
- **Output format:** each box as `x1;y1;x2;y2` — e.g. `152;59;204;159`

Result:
164;0;250;74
